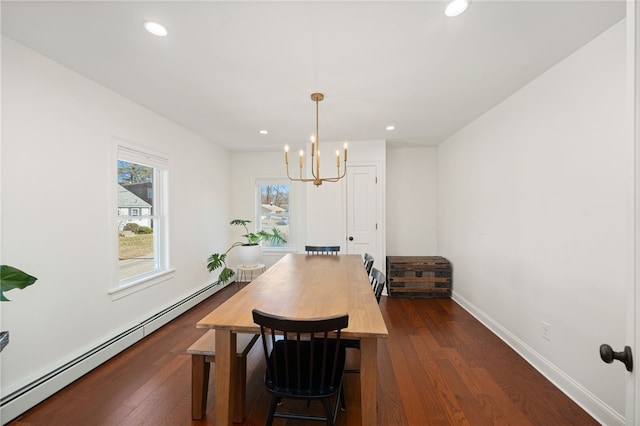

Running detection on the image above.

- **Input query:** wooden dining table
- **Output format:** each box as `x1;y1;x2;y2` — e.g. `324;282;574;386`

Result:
196;253;389;425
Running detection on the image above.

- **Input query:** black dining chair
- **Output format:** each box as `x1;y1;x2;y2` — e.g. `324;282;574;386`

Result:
252;309;349;426
370;267;386;303
305;245;340;255
363;253;374;276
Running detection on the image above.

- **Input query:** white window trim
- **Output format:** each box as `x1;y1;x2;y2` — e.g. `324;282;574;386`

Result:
255;178;293;252
113;140;172;299
108;268;176;300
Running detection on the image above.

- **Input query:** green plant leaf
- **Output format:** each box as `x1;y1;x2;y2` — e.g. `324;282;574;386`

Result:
230;219;251;237
269;227;286;243
0;265;38;302
244;233;260;244
258;228;287;245
207;253;226;272
218;267;235;284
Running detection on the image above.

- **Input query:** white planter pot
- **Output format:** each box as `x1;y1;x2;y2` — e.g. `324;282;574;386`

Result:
237;244;262;267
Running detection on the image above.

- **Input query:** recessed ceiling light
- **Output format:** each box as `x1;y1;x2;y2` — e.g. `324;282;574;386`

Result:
143;21;168;37
386;125;396;131
259;130;269;135
445;0;470;17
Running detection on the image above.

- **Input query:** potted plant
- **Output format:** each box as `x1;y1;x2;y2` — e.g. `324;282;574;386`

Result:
1;265;38;352
207;219;286;285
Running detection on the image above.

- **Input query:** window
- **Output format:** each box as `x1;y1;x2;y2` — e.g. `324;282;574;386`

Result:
117;145;169;286
256;181;290;249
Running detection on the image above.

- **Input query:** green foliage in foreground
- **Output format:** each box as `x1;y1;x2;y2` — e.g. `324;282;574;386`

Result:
1;265;38;301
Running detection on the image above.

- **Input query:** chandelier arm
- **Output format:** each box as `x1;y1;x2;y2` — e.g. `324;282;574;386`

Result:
321;165;346;182
326;161;347;181
285;162;295;181
339;161;347;179
285;162;314;183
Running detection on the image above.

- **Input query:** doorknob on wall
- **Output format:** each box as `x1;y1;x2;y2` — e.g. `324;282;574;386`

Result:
600;344;633;372
348;236;354;241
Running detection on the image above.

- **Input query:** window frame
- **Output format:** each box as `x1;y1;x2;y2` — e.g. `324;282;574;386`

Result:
110;143;173;299
255;179;292;252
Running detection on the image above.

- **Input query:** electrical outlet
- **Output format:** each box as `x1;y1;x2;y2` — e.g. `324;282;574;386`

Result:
541;321;551;341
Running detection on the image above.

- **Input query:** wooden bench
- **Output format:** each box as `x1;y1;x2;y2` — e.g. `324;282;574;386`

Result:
187;330;259;422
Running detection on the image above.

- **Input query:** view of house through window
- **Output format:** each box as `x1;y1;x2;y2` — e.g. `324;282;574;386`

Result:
117;149;168;283
257;182;290;248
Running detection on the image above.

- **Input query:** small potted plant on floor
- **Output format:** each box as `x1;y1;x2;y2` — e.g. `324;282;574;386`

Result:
207;219;286;285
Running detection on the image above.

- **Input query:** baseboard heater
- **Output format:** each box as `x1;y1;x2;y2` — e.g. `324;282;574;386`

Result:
0;282;223;425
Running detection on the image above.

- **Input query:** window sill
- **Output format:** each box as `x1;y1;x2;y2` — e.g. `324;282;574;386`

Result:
109;268;176;300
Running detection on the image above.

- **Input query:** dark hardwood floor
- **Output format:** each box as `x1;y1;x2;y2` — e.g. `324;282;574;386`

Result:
10;283;598;425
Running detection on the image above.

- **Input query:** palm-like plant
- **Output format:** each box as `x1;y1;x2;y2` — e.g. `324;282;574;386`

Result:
207;219;286;284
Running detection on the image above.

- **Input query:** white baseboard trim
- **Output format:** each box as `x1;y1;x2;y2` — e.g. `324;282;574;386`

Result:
0;281;227;425
451;291;625;426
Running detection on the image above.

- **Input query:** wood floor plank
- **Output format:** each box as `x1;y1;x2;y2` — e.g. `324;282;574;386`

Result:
374;340;409;426
9;285;599;426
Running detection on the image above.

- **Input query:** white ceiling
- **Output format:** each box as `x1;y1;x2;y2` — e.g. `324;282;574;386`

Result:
1;1;625;151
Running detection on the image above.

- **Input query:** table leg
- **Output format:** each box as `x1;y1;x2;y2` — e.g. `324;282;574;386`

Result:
359;337;378;425
233;352;247;423
214;329;236;426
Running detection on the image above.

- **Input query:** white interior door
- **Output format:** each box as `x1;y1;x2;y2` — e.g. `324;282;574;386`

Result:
346;164;378;261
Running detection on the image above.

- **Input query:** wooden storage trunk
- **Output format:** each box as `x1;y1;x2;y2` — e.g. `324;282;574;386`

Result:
386;256;452;298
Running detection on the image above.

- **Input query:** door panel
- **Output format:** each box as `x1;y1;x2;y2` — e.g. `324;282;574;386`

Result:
346;165;377;260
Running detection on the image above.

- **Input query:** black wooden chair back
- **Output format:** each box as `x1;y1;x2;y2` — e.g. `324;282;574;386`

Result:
252;309;349;425
305;245;340;255
371;267;386;303
363;253;374;275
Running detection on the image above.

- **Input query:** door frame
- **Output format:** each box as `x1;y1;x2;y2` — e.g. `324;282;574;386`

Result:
345;161;385;270
628;0;639;422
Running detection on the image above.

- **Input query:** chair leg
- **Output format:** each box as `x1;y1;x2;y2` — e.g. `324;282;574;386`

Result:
321;398;334;426
266;395;279;426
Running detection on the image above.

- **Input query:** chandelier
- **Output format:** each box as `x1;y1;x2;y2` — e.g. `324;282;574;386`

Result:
284;93;347;186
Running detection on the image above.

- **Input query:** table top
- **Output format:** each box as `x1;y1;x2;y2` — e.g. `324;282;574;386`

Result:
197;253;388;339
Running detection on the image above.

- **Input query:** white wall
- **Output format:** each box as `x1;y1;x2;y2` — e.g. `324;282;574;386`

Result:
229;151;303;269
386;147;438;256
230;140;386;268
1;36;232;410
438;20;629;423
